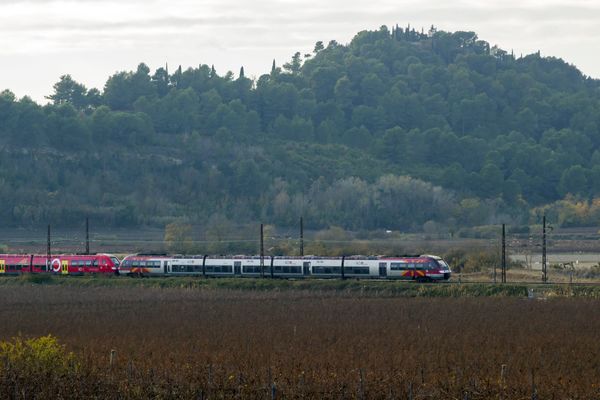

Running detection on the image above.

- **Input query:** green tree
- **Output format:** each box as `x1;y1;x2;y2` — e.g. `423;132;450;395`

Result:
283;52;302;75
559;165;587;196
46;75;89;109
164;222;193;254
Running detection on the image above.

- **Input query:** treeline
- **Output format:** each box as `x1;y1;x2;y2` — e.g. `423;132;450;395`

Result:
1;25;600;230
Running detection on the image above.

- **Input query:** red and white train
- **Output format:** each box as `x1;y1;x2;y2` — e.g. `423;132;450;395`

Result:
120;254;451;281
0;254;120;275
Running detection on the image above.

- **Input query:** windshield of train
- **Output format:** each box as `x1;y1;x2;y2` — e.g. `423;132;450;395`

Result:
111;257;120;267
438;260;450;269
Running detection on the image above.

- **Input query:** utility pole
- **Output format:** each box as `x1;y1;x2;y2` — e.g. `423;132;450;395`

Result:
493;245;497;284
300;217;304;257
47;225;51;271
542;215;547;283
260;223;264;278
502;223;506;283
85;217;90;255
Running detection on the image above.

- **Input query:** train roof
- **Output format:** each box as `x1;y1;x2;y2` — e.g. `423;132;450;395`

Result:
121;254;440;260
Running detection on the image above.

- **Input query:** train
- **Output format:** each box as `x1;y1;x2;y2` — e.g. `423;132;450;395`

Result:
0;252;452;281
0;253;120;275
120;254;452;281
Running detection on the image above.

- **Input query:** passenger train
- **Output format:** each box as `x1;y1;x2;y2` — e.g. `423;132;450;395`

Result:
120;254;452;281
0;253;120;275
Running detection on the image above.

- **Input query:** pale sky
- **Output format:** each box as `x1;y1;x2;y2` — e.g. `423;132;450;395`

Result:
1;0;599;103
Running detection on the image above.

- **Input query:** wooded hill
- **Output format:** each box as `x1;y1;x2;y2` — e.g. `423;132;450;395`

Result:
1;25;600;231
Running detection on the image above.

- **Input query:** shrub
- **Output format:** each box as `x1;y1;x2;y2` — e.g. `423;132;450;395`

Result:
0;335;78;375
20;273;54;284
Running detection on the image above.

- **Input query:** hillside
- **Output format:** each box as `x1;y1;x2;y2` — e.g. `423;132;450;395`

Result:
1;25;600;231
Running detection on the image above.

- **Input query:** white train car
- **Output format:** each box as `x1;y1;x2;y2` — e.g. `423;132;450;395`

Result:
120;254;451;281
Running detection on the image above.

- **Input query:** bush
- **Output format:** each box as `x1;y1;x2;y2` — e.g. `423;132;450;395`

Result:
443;248;468;272
0;335;78;375
20;273;54;284
444;249;502;273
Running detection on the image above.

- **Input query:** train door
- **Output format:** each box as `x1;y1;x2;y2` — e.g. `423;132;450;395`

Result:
234;261;242;275
163;261;168;275
379;262;387;278
0;260;5;274
303;262;311;276
61;260;69;275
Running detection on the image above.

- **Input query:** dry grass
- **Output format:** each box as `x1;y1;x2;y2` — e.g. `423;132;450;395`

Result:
0;285;598;399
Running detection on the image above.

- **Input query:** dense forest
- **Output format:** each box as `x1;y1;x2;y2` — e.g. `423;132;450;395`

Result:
1;25;600;232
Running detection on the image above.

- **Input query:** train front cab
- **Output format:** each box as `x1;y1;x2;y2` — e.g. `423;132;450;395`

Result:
421;256;451;281
383;257;451;281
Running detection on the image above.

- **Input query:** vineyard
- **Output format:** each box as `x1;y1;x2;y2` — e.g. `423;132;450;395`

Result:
0;284;598;399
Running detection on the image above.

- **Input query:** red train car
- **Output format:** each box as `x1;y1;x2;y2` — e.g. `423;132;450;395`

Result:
0;254;120;275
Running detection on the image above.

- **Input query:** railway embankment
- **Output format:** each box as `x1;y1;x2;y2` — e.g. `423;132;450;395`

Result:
1;275;599;298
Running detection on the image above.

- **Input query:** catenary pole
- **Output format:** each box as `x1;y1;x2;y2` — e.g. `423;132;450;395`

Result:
542;215;547;283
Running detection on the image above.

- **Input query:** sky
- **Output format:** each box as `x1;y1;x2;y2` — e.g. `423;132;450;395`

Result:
1;0;599;103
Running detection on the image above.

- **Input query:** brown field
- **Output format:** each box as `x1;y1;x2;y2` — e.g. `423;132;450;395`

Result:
1;285;599;399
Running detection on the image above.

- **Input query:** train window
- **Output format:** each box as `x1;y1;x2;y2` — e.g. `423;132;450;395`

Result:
348;267;369;274
93;260;98;266
85;260;92;266
312;266;341;274
390;263;408;271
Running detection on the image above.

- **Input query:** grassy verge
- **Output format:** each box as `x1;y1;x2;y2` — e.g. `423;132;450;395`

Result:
1;274;599;298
